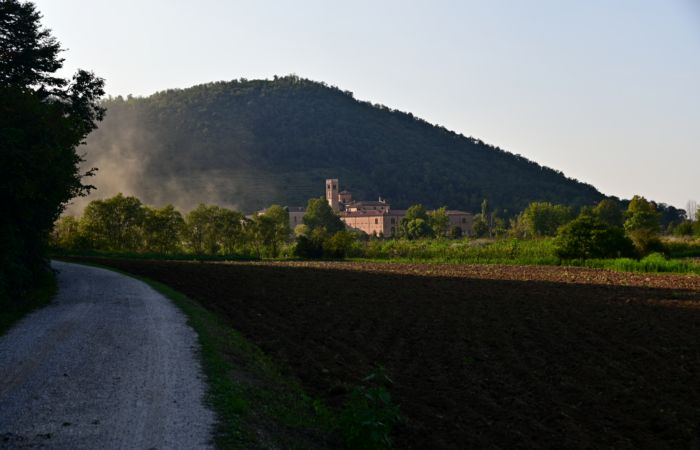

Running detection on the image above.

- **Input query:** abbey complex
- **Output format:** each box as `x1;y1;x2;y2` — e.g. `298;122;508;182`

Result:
288;179;474;237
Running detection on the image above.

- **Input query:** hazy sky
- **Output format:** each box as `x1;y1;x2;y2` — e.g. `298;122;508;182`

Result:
34;0;700;209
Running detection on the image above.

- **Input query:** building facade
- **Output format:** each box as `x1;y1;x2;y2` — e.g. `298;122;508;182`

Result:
324;178;473;237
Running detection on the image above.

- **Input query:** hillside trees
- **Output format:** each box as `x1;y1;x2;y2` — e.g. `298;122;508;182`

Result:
82;76;605;214
1;0;105;303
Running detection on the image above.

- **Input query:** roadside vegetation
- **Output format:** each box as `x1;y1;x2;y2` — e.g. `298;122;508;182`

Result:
1;1;104;315
0;270;56;336
52;193;700;276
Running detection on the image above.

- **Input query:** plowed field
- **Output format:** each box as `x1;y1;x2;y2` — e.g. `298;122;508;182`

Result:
74;259;700;449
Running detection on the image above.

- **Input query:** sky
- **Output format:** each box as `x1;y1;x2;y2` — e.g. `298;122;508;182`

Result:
34;0;700;210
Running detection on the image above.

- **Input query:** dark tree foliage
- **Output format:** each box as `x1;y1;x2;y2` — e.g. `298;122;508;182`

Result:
0;1;63;91
0;0;104;302
86;76;605;214
592;199;624;228
655;203;686;231
398;204;436;240
302;197;344;234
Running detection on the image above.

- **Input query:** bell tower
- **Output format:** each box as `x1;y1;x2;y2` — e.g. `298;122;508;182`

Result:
325;178;339;211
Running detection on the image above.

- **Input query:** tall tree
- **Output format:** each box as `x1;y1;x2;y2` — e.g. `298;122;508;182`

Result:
142;205;185;254
399;204;434;239
1;0;104;302
302;197;344;234
624;195;661;254
592;199;624;228
249;205;290;257
0;1;63;91
513;202;573;238
81;194;145;251
427;206;450;237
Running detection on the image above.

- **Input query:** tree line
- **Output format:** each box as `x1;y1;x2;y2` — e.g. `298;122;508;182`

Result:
52;194;291;258
505;196;695;259
52;192;697;262
52;195;477;258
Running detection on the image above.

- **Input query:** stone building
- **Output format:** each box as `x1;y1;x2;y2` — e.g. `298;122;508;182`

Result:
325;178;473;237
283;179;473;237
286;206;305;230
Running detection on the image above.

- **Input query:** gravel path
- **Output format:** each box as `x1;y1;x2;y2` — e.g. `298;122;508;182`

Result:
0;261;215;449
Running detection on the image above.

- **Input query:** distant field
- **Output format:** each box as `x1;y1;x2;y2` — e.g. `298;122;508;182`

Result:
71;258;700;449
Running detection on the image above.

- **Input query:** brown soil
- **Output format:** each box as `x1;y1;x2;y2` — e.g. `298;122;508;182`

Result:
73;258;700;449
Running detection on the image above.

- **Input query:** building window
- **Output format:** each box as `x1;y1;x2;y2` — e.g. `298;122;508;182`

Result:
462;218;466;223
294;216;297;223
374;218;378;224
390;218;395;224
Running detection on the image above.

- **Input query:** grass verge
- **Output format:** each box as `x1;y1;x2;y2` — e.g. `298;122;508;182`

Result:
62;259;338;449
0;269;57;336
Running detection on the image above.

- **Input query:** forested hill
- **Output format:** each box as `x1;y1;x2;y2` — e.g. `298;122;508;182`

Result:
80;75;605;214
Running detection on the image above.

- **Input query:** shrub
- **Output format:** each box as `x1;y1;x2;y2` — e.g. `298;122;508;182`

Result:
339;368;402;450
323;230;358;259
555;216;635;259
293;235;324;259
672;221;694;237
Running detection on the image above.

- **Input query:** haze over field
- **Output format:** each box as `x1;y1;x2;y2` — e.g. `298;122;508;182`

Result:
34;0;700;210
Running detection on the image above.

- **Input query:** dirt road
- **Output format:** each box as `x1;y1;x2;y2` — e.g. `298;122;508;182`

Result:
0;261;214;449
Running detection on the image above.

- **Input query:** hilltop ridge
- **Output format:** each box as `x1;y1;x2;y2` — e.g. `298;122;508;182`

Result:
80;75;605;214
